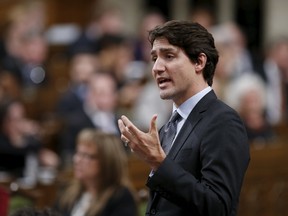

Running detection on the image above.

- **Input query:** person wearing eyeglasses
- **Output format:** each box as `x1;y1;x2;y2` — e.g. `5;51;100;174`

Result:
54;129;138;216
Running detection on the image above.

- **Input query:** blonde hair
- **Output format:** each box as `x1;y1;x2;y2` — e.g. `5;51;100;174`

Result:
59;129;136;216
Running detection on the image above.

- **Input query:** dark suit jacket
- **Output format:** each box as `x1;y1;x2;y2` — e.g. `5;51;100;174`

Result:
0;133;41;177
60;107;96;156
145;90;250;216
55;86;84;118
59;107;121;161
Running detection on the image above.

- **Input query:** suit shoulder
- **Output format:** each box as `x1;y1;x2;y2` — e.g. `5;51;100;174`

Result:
211;98;240;117
199;98;245;130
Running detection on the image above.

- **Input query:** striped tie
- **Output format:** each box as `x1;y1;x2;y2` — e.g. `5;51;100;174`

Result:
162;111;181;154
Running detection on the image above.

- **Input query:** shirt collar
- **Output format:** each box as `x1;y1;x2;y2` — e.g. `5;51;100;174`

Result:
173;86;212;120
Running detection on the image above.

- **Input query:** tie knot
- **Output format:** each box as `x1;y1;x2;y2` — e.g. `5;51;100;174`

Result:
169;111;181;123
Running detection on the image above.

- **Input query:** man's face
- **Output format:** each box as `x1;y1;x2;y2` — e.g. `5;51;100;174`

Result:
150;38;198;106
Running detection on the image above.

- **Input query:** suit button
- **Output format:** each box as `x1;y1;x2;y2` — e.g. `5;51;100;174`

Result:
151;209;156;215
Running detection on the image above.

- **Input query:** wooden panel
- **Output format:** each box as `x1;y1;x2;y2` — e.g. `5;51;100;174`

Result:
0;0;97;29
238;142;288;216
0;0;22;19
45;0;97;27
128;154;150;192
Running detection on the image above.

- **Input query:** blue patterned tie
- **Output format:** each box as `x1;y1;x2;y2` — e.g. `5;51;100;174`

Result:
162;111;181;154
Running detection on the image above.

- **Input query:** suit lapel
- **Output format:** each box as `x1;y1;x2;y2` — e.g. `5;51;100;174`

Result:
167;90;217;159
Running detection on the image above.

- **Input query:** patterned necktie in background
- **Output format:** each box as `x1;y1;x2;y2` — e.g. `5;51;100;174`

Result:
162;111;181;154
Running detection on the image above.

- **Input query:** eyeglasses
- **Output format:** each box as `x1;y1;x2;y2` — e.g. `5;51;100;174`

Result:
74;151;97;161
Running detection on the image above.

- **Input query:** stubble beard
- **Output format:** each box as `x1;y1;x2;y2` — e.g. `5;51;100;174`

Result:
159;89;175;101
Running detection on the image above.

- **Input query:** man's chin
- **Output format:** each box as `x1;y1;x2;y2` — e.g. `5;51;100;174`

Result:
159;92;173;100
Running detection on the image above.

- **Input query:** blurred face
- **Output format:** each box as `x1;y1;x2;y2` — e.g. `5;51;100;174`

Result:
73;144;99;182
71;54;98;83
214;43;237;80
240;89;264;115
274;43;288;72
5;102;26;134
20;36;48;65
3;102;40;143
141;13;165;37
89;75;117;112
151;38;199;106
99;11;124;34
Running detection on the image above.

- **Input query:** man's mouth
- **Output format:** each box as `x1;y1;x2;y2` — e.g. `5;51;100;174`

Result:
157;77;172;87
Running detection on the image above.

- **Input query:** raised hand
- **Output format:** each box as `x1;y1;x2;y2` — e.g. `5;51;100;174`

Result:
118;114;166;170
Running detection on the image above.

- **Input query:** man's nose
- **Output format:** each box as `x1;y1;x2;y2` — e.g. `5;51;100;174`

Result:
152;58;165;73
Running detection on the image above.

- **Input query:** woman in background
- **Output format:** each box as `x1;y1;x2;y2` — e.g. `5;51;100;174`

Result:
224;73;275;144
0;98;59;180
54;129;138;216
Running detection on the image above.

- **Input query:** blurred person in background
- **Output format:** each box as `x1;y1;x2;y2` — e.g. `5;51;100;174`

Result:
85;73;120;135
131;64;172;131
55;49;98;119
60;72;120;168
255;36;288;125
95;33;147;120
224;73;275;144
133;10;166;63
210;22;254;100
68;4;124;57
189;5;216;30
96;33;134;88
54;129;138;216
0;0;48;97
116;60;148;121
0;0;46;60
127;10;167;124
0;98;59;184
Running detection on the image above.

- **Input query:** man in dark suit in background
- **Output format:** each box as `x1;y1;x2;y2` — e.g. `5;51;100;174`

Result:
118;20;250;216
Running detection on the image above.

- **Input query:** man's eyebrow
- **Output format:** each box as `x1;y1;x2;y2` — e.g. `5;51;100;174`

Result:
150;47;177;55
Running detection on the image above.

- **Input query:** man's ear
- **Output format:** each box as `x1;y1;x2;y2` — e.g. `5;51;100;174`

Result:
195;53;207;73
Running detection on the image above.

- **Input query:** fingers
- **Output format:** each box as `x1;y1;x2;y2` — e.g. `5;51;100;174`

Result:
118;119;129;140
118;116;135;146
118;114;160;153
118;115;141;138
120;134;130;146
118;116;141;153
118;114;165;166
121;115;140;133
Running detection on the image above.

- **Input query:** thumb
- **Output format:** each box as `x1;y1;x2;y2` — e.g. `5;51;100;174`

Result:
149;114;158;135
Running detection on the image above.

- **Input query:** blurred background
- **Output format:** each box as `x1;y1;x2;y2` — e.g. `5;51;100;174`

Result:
0;0;288;215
